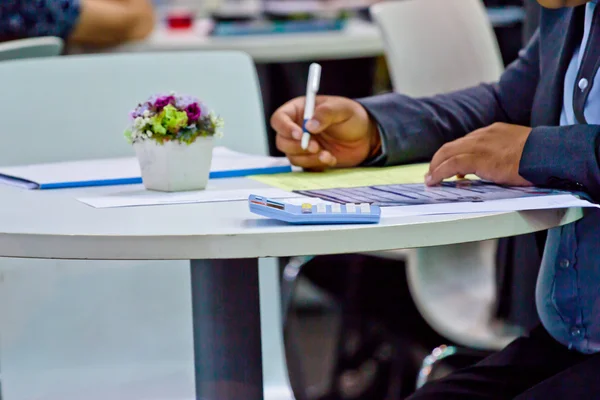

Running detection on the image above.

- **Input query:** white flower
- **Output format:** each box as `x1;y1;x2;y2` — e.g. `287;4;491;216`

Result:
133;117;145;130
142;110;150;117
146;130;153;137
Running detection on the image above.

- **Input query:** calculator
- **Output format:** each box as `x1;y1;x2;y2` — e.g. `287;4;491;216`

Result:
248;195;381;225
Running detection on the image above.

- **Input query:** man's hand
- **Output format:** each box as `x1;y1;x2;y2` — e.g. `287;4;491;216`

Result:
426;122;533;186
271;96;380;170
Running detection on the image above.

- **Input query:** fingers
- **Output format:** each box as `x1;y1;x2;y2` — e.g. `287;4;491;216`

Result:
276;133;320;156
271;95;350;170
428;140;463;177
270;98;304;139
306;100;354;134
426;154;477;186
288;151;338;170
270;95;350;138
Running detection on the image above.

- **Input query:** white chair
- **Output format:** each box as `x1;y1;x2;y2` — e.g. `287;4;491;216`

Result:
0;37;63;62
371;0;504;97
0;52;292;400
370;0;517;351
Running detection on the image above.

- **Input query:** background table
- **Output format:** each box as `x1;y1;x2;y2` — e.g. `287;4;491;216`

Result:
82;7;525;63
0;176;578;400
86;19;381;63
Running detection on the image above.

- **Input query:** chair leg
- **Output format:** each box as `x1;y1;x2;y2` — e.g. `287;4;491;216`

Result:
281;256;314;326
416;345;494;389
416;345;459;389
281;256;315;400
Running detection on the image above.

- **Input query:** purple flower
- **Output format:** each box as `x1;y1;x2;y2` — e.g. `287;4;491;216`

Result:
200;102;208;117
185;103;201;121
147;93;164;102
129;102;150;119
175;95;200;110
153;95;175;110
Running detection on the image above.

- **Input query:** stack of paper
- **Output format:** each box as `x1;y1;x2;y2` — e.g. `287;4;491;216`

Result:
0;147;291;190
251;164;600;217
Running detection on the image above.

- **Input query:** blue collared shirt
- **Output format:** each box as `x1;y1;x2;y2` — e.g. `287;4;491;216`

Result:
537;0;600;353
0;0;81;39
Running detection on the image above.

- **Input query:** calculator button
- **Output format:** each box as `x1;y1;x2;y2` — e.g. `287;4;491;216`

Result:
301;203;313;213
331;203;342;213
316;203;327;213
360;203;371;213
345;203;357;213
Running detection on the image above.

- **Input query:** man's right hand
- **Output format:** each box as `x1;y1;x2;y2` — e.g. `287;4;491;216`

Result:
270;95;380;170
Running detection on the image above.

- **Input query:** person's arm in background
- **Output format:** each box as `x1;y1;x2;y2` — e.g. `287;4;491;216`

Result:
0;0;154;47
70;0;155;47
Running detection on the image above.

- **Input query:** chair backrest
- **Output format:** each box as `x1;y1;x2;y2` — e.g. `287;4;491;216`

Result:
0;51;268;166
0;37;63;62
370;0;504;97
0;51;278;400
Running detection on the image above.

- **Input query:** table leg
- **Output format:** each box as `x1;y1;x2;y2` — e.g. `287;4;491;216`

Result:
190;259;263;400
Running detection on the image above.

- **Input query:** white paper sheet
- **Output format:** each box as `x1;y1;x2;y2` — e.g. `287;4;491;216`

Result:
0;147;291;189
78;187;298;209
380;194;599;218
277;194;597;219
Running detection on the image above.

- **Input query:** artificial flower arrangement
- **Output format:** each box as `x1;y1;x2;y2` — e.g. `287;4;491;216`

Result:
125;93;223;145
125;93;224;192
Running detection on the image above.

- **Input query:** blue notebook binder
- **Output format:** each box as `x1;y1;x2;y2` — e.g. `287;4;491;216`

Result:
18;166;292;190
0;147;292;190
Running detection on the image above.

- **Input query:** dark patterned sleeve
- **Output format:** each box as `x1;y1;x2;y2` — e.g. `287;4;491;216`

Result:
0;0;82;39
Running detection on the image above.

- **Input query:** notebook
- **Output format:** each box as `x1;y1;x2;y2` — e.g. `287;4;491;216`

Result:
0;147;292;190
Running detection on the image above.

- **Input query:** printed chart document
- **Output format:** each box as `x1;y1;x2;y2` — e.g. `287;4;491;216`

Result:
0;147;291;190
379;194;598;218
295;181;571;205
294;180;600;214
252;163;474;191
267;193;598;218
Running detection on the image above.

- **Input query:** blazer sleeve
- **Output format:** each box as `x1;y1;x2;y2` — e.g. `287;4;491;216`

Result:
357;31;541;166
519;125;600;200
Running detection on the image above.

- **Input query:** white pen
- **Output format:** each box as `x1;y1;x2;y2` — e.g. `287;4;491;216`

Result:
301;63;322;150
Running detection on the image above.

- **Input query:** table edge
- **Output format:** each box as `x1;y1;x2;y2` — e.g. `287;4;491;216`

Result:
0;208;582;260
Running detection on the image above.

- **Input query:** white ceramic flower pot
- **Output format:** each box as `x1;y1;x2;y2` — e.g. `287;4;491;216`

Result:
134;137;214;192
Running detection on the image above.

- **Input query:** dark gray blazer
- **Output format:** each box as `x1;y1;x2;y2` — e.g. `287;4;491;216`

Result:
359;6;598;200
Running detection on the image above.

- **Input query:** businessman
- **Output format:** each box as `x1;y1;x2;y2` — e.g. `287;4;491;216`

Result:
272;0;600;397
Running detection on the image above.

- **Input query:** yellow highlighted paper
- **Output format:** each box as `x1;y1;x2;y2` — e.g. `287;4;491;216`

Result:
251;163;477;191
251;164;478;191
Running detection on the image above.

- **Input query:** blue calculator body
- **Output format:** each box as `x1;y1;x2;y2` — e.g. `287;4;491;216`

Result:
248;195;381;225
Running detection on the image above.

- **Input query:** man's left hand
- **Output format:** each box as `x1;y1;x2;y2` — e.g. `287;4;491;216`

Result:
425;123;533;186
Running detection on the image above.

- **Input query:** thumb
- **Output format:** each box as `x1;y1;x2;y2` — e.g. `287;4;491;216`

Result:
305;100;354;134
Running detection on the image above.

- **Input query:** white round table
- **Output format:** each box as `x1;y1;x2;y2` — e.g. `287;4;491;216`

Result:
0;178;580;400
